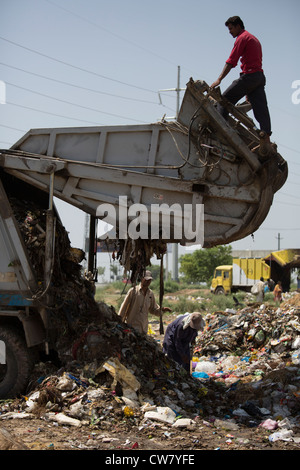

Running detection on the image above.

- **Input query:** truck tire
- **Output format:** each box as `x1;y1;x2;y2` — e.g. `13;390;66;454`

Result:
0;326;33;399
215;286;225;295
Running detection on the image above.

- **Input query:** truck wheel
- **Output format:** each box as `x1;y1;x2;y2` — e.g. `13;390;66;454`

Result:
0;326;33;399
215;286;225;295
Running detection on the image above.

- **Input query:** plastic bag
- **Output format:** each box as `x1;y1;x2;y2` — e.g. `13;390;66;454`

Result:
251;283;259;294
260;419;278;430
195;361;217;375
291;349;300;365
144;406;177;424
269;429;294;442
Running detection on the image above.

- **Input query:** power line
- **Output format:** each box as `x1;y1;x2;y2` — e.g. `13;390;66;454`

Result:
280;191;300;200
279;144;300;154
43;0;183;70
0;123;26;132
272;106;300;121
5;82;147;123
0;62;162;105
275;200;300;207
261;227;300;231
6;101;105;125
0;36;157;94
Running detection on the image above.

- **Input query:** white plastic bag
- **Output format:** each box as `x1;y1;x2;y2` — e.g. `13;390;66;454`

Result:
195;361;217;375
269;429;294;442
251;283;259;294
144;406;176;424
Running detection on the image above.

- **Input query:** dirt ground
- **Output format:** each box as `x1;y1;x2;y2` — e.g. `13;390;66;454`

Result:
1;355;299;452
0;410;298;452
1;414;299;455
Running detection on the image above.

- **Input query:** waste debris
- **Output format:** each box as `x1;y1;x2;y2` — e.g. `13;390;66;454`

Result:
1;188;299;449
9;192;97;320
0;292;299;450
189;293;300;440
114;239;167;284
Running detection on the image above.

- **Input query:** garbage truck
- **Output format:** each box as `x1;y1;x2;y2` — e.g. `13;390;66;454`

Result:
211;249;300;294
210;258;271;295
0;79;288;398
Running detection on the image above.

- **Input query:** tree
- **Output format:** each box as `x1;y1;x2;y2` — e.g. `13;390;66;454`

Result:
110;263;119;281
179;245;232;283
97;266;106;282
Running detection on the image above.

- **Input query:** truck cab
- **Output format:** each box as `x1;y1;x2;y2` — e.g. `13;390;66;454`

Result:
210;266;232;295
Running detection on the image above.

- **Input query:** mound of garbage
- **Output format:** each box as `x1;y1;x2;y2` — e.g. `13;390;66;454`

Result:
1;294;299;446
10;192;96;320
0;303;205;437
191;294;300;437
2;182;299;445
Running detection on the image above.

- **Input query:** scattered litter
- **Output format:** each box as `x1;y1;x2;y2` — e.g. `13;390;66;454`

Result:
44;412;82;427
213;419;239;431
269;429;294;442
144;407;177;425
172;418;196;428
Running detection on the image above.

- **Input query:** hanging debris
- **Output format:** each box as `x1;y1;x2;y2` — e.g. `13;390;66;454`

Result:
111;238;167;284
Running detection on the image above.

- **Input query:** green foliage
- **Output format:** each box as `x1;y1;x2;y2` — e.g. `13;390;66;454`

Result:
147;264;161;280
179;245;232;283
151;278;185;293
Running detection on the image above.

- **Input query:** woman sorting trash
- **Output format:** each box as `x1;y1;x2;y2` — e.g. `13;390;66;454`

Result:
163;312;205;372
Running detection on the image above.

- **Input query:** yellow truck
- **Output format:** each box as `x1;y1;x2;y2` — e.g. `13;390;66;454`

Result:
211;249;300;294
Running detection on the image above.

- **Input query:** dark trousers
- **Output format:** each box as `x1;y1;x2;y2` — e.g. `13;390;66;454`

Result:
218;71;272;135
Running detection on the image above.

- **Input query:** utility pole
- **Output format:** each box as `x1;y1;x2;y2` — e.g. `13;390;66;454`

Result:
276;232;283;250
158;65;185;119
158;66;185;280
83;213;89;269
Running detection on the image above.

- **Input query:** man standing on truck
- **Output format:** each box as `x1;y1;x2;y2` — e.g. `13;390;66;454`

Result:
119;270;171;335
211;16;272;146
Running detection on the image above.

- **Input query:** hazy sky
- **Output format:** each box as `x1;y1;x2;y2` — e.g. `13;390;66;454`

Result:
0;0;299;255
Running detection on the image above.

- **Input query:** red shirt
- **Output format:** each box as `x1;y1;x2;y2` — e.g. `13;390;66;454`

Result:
226;30;263;74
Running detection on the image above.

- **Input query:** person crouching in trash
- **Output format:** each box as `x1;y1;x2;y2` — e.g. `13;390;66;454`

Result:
163;312;205;372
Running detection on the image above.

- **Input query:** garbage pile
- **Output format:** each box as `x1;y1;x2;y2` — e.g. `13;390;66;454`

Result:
194;295;300;363
10;187;204;419
192;295;300;433
3;186;210;438
10;192;98;331
0;296;299;445
2;184;299;444
7;187;204;424
0;303;207;436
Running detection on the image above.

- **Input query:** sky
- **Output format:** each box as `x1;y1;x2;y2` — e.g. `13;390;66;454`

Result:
0;0;300;269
